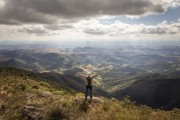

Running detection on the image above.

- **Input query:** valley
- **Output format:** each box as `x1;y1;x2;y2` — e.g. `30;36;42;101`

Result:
0;45;180;109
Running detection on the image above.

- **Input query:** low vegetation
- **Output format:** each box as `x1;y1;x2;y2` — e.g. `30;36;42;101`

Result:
0;67;180;120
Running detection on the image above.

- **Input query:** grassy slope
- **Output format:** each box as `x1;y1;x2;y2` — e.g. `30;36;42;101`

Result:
0;67;180;120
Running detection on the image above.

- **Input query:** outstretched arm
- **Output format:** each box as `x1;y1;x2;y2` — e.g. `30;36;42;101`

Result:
92;71;100;79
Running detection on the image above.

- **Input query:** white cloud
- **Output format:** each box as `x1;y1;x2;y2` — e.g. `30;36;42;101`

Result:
74;19;180;36
0;0;5;7
0;18;180;41
153;0;180;9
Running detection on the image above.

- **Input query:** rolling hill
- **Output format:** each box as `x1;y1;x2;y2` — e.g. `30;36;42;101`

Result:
0;46;180;110
113;74;180;110
0;67;180;120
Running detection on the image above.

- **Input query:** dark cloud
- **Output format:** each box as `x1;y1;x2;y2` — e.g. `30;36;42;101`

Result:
0;0;165;25
19;27;47;35
84;28;107;35
44;24;74;30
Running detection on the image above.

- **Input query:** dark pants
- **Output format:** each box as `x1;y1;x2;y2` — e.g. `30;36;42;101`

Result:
85;85;92;99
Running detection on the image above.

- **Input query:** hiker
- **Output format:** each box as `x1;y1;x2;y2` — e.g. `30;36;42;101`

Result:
78;72;100;100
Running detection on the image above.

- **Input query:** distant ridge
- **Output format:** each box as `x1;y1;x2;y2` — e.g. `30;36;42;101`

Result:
114;77;180;110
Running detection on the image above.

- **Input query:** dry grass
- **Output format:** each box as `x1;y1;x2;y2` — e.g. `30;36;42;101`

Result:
0;67;180;120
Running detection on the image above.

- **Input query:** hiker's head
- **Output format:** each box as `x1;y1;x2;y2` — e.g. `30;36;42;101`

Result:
87;73;91;77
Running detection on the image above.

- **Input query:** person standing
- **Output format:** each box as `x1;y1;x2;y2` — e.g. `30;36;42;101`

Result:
78;72;100;100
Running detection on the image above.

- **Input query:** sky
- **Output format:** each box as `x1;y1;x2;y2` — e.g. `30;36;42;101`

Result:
0;0;180;42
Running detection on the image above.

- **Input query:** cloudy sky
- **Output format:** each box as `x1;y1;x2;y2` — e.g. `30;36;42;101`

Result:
0;0;180;42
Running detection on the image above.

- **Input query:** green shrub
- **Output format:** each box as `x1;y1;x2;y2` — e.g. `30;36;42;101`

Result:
46;107;69;120
23;76;28;80
102;104;109;111
32;85;39;89
39;81;51;88
79;102;89;112
2;86;9;90
19;84;26;91
123;96;133;104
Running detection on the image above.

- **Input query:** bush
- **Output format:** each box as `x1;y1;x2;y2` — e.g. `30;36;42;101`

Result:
2;86;9;90
19;84;26;91
123;96;132;104
79;102;89;112
39;81;51;88
102;104;109;111
32;85;39;89
46;107;69;120
23;76;28;80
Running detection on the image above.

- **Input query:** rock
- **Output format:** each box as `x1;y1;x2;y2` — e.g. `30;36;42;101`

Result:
7;93;12;97
92;97;104;104
38;91;52;98
20;106;43;120
0;91;7;94
24;106;36;111
111;97;117;101
25;93;36;100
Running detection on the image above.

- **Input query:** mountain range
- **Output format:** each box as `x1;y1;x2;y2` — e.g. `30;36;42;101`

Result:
0;46;180;110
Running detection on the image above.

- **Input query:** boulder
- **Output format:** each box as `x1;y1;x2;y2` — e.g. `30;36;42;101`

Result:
20;106;43;120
